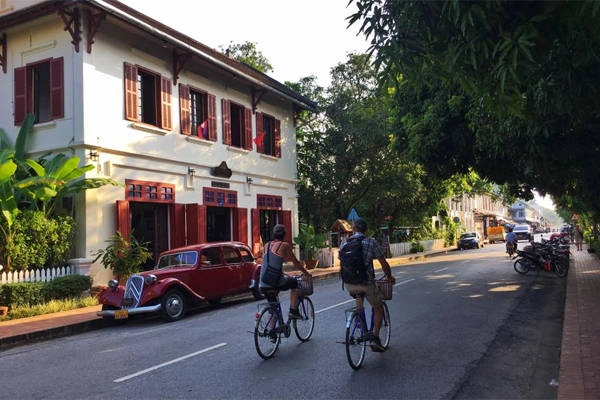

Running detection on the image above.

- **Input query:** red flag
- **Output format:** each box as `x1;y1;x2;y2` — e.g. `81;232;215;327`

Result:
197;120;208;138
253;132;265;145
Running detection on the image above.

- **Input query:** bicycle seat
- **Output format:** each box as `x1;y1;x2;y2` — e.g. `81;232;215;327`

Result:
261;288;280;302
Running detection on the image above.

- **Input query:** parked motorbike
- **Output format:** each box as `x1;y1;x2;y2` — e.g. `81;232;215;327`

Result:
513;239;570;277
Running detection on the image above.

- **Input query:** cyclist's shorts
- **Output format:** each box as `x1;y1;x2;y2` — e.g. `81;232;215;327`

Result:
345;282;383;307
277;274;299;291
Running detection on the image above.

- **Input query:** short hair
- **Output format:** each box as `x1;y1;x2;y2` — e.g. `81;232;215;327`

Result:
353;218;367;233
272;224;286;240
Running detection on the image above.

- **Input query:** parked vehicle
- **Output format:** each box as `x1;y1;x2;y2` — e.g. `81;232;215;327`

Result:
487;225;506;243
97;241;262;322
513;224;533;241
513;239;570;277
457;232;482;250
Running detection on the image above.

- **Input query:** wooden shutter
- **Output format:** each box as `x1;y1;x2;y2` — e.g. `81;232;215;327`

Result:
124;62;138;122
251;208;261;257
14;66;26;125
50;57;64;120
179;84;191;135
255;112;264;153
279;210;292;244
243;107;252;150
233;208;248;245
160;75;172;130
185;204;207;244
208;93;217;141
116;200;131;240
170;203;186;247
221;99;231;145
274;118;281;158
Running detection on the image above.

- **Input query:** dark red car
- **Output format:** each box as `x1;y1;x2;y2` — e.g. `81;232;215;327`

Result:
97;241;262;322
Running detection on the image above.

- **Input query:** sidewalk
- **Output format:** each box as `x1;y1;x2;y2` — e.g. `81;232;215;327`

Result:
0;246;598;399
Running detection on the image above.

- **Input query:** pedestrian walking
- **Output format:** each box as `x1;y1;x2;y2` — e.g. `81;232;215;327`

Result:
574;224;584;251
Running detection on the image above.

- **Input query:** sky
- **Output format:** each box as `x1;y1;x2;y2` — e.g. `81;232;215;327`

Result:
120;0;370;86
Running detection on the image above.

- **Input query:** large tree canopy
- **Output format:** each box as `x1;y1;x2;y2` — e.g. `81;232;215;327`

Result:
349;0;600;220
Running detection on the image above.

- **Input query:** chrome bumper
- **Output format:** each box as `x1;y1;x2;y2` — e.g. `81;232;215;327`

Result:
97;304;162;317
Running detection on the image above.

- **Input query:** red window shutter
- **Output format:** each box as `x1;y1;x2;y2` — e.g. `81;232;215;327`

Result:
179;84;191;135
14;66;26;125
170;203;186;247
274;118;281;158
160;75;172;130
221;99;231;145
207;93;217;141
251;208;261;257
279;210;292;244
50;57;64;120
124;62;138;122
232;208;248;245
243;107;252;150
255;112;264;153
116;200;131;240
197;205;207;243
185;204;207;244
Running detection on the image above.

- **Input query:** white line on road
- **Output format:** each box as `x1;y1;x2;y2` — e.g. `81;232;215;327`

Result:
394;278;415;287
434;267;449;273
114;342;227;383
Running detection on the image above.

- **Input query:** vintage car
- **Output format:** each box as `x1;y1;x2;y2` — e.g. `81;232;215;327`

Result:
97;241;262;322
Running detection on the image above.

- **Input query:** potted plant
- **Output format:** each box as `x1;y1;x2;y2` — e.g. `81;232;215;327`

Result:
92;231;152;283
293;224;328;269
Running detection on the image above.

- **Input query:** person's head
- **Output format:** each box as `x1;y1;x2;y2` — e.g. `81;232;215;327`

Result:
508;227;513;232
272;224;286;240
352;217;367;233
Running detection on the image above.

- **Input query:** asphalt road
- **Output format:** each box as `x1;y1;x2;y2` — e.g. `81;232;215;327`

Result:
0;243;564;400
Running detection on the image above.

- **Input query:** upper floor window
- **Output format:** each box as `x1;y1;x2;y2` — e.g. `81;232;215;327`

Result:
222;99;252;150
124;62;172;130
125;179;175;203
255;112;281;157
179;84;216;140
13;57;64;125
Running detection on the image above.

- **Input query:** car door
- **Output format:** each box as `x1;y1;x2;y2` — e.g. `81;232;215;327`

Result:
194;246;226;300
222;245;245;293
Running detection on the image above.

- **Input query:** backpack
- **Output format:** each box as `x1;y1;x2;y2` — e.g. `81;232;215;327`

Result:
339;236;369;284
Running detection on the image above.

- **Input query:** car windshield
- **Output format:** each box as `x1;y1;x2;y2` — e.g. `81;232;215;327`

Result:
461;233;476;239
514;226;529;232
156;251;198;269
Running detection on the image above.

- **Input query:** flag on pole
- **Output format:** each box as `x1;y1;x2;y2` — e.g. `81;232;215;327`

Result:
197;120;208;139
253;132;265;146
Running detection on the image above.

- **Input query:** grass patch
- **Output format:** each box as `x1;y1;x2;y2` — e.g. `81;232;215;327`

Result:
0;296;98;321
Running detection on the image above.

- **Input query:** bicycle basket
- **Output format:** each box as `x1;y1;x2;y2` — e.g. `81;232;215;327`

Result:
376;279;393;300
297;276;314;296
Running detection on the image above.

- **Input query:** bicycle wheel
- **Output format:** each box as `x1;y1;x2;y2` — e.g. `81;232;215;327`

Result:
254;306;280;359
294;297;315;342
345;312;367;370
514;258;530;275
379;302;391;349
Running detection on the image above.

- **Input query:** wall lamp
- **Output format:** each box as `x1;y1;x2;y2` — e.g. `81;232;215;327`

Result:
89;150;99;162
246;176;253;184
187;167;196;177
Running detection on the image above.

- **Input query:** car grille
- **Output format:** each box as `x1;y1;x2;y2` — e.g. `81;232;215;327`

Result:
122;275;144;308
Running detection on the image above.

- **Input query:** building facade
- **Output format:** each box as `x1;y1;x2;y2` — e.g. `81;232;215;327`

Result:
0;0;315;284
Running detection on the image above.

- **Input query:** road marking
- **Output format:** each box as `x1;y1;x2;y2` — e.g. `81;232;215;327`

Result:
114;342;227;383
434;267;448;273
315;279;415;314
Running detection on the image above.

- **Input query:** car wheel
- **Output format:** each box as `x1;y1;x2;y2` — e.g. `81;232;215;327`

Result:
161;289;186;322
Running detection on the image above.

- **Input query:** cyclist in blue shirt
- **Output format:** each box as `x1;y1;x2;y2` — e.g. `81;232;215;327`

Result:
505;227;517;254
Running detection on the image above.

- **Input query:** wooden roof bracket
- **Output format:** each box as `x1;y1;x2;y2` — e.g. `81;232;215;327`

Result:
57;6;81;53
172;49;192;85
0;33;6;74
85;8;106;54
251;87;267;113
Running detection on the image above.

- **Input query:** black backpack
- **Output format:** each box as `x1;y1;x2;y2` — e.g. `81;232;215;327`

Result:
339;236;369;284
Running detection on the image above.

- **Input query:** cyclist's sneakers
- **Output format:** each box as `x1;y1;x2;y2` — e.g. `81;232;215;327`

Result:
269;330;278;343
288;308;302;320
370;336;385;352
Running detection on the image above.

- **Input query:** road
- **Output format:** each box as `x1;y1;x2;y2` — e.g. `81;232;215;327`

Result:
0;243;564;400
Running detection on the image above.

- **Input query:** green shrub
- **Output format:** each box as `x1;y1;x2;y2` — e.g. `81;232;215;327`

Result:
409;241;424;253
0;282;45;308
7;210;75;271
42;275;92;301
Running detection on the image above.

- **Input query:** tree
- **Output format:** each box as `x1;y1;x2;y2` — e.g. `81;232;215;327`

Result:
223;41;273;73
349;0;600;221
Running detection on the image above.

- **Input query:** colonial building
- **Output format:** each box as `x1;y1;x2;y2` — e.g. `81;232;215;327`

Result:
0;0;315;284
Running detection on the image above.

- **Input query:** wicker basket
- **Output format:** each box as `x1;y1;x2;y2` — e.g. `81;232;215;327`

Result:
297;276;314;296
376;279;393;300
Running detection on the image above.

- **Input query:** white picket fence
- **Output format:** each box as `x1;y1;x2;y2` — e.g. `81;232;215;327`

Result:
0;266;73;285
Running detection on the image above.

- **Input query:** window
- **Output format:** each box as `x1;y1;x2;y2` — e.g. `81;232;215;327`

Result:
178;84;216;140
125;179;175;203
13;57;64;125
222;99;252;150
223;247;241;264
203;188;237;207
257;194;282;210
255;112;281;157
124;62;172;129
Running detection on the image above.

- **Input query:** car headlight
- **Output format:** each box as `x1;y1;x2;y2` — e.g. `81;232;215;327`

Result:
108;279;119;291
144;274;158;285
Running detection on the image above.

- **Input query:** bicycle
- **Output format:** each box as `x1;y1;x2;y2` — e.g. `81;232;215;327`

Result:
253;277;315;359
343;278;392;370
